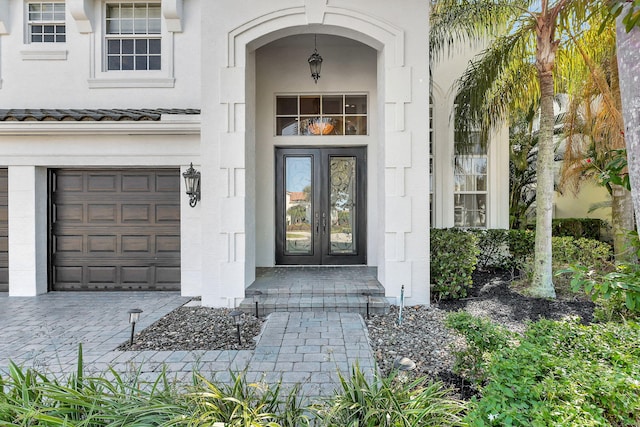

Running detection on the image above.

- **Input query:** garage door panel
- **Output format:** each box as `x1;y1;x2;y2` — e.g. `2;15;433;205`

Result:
87;235;117;253
54;235;84;252
54;266;83;284
157;235;180;253
55;204;84;222
156;204;180;222
121;266;151;283
87;266;117;284
122;235;151;252
88;204;118;222
51;169;180;291
156;266;180;284
87;174;118;192
157;174;180;192
122;205;151;222
122;174;152;192
56;174;83;192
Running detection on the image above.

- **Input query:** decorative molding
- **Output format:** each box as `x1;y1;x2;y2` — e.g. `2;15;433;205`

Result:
304;0;327;24
88;77;176;88
68;0;93;33
0;0;8;34
162;0;183;32
20;49;68;61
0;120;201;136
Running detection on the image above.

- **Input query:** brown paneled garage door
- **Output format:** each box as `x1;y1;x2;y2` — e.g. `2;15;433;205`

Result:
0;169;7;292
51;169;180;291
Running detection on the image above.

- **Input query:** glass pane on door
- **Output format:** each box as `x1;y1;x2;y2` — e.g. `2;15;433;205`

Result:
285;156;313;254
329;156;356;254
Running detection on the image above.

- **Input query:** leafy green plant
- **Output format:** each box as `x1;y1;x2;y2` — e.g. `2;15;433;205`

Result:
465;319;640;426
314;364;467;427
468;229;510;270
0;345;185;426
430;228;479;300
506;229;535;277
552;236;612;268
560;262;640;314
182;371;309;427
551;218;604;241
445;311;513;384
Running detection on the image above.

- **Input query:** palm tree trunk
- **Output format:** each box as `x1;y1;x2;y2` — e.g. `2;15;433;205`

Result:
531;68;557;298
616;7;640;235
530;8;558;298
611;184;636;262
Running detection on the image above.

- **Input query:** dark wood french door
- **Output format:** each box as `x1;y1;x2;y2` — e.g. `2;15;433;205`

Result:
275;147;366;265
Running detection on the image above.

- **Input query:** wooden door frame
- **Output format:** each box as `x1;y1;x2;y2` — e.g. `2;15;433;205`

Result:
275;146;367;265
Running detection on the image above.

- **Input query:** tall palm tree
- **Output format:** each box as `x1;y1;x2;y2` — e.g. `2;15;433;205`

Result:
614;2;640;232
556;7;635;261
431;0;599;298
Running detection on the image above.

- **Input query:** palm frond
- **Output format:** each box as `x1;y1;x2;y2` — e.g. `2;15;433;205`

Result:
430;0;531;63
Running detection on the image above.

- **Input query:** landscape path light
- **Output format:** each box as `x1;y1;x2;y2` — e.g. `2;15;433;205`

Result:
128;308;143;346
229;310;243;345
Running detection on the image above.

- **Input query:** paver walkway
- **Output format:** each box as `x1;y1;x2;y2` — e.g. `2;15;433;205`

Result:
0;292;376;400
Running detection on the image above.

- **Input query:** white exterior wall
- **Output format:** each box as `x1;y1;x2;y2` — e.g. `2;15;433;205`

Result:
431;46;510;230
200;0;430;307
0;0;200;107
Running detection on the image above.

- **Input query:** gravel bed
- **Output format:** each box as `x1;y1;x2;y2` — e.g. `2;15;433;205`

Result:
118;307;264;351
365;305;464;379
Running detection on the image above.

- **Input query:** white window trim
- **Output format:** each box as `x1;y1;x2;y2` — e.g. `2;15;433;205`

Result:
88;1;175;88
274;93;369;137
21;1;68;61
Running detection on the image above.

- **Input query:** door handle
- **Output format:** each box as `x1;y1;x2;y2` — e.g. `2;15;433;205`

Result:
322;212;327;234
315;212;319;235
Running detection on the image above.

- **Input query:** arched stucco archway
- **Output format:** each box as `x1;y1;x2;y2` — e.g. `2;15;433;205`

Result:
199;1;429;308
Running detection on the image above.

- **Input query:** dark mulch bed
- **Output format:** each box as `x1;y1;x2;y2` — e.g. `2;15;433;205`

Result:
437;269;595;325
434;269;596;400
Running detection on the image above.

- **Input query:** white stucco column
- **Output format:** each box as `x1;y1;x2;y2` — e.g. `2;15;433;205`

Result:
180;163;203;297
8;166;47;296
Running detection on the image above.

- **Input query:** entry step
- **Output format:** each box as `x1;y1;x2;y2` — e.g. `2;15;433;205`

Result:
237;295;389;316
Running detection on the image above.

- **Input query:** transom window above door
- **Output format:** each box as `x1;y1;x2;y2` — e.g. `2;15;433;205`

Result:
276;94;367;136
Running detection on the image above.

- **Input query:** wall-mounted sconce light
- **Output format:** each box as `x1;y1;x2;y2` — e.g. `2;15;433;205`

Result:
308;34;323;84
128;308;143;346
182;163;201;207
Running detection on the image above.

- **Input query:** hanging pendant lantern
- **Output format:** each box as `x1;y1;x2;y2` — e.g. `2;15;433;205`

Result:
308;34;323;84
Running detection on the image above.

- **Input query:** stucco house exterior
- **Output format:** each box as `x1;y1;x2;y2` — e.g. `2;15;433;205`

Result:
0;0;509;306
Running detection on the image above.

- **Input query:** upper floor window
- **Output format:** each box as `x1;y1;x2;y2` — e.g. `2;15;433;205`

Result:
28;2;66;43
276;95;368;136
105;2;161;71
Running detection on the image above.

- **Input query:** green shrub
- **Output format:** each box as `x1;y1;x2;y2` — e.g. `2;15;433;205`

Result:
552;236;612;269
465;319;640;426
445;311;513;384
431;228;479;300
468;229;511;270
552;218;604;241
506;229;535;275
560;262;640;316
314;364;467;427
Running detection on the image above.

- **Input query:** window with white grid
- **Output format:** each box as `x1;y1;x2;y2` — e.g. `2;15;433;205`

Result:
105;2;161;71
28;2;66;43
454;132;488;228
